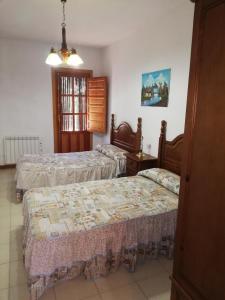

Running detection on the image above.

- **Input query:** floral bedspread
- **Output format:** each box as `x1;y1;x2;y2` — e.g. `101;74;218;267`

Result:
23;174;178;299
16;150;126;197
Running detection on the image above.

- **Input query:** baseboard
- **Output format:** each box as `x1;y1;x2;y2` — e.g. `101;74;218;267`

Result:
0;164;16;169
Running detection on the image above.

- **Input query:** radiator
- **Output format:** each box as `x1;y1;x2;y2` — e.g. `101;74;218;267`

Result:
3;136;43;164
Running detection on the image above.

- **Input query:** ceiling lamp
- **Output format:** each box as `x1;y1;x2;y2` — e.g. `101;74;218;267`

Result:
45;0;83;67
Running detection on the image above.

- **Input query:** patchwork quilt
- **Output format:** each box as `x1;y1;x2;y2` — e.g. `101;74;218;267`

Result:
16;148;127;201
23;173;179;299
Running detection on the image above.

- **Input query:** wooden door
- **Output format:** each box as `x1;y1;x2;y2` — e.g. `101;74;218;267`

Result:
171;1;225;299
52;69;93;153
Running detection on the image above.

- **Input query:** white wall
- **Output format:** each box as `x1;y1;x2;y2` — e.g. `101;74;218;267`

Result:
0;1;194;164
0;38;103;165
102;1;194;156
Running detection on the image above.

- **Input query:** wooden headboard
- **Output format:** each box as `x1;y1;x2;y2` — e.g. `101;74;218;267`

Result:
158;120;184;175
110;114;142;153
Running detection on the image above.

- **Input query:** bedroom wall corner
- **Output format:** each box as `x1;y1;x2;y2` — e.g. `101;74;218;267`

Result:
101;1;195;156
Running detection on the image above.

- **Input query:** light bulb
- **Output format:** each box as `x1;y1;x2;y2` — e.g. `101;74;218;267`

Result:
45;48;62;66
67;48;83;66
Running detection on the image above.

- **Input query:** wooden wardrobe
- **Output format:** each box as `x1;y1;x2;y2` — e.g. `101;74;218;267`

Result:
171;0;225;299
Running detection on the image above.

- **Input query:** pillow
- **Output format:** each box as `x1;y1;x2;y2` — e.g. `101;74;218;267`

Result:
95;144;128;160
96;144;128;175
138;168;180;195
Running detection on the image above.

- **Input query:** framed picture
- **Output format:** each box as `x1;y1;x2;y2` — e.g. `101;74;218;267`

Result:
141;68;171;107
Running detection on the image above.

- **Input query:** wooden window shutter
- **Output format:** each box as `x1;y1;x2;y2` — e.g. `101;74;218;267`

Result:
87;77;107;133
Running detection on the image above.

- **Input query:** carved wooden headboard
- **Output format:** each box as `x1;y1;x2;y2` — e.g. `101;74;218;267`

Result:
110;114;142;153
158;120;184;175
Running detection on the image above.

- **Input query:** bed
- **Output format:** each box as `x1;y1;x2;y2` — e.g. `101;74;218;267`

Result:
23;120;184;300
16;114;142;201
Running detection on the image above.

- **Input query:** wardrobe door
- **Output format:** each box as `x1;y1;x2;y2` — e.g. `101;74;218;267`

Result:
171;1;225;299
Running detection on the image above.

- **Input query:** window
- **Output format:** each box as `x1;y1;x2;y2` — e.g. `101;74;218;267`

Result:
52;68;107;153
59;74;88;132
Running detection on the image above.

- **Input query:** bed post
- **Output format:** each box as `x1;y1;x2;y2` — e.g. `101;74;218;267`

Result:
110;114;115;144
158;120;167;167
137;118;142;134
136;117;142;152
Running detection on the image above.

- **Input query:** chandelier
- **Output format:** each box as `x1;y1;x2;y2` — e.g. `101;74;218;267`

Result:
45;0;83;67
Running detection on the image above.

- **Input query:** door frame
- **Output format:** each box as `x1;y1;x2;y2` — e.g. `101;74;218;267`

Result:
51;68;93;153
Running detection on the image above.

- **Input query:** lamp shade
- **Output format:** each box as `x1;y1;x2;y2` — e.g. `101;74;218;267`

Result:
45;48;62;66
67;48;83;66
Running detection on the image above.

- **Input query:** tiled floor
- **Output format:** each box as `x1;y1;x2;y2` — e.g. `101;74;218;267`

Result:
0;168;172;300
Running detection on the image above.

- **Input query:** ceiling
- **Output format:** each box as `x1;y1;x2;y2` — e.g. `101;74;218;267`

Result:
0;0;190;47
